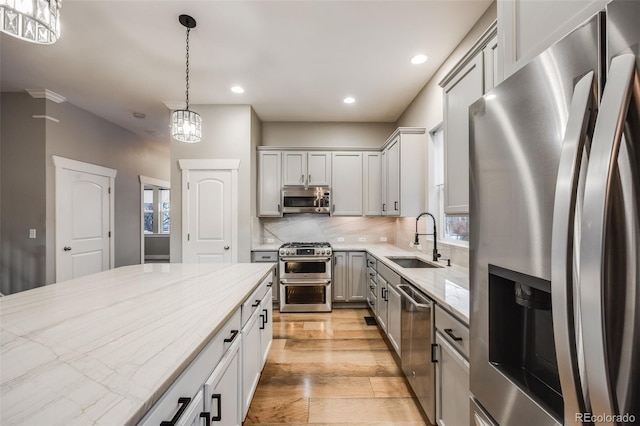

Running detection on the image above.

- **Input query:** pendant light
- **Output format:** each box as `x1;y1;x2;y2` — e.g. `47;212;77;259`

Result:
171;14;202;143
0;0;61;44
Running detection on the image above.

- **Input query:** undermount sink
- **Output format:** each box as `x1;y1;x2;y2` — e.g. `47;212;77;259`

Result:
386;257;442;269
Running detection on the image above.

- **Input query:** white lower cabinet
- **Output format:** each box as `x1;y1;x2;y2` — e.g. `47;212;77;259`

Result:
204;337;242;426
333;251;366;302
139;273;273;426
259;288;274;368
177;390;206;426
386;283;401;356
434;306;470;426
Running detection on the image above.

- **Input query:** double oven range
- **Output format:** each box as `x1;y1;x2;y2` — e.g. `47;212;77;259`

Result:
278;242;332;312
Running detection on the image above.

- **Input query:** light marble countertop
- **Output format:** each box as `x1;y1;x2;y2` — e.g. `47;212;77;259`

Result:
252;242;470;324
0;263;274;426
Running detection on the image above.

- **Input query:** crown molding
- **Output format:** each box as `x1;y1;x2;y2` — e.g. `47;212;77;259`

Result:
25;89;66;103
32;114;60;123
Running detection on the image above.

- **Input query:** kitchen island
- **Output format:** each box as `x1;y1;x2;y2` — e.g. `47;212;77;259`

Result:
0;263;274;425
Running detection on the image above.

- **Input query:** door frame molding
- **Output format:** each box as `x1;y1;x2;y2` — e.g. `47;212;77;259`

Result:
139;175;170;264
178;159;240;263
52;156;117;282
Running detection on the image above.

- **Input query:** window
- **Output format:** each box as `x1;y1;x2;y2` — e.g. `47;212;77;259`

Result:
144;186;170;234
430;125;469;243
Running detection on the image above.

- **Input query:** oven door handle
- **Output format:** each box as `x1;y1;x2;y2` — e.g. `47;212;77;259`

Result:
279;256;332;262
280;279;331;285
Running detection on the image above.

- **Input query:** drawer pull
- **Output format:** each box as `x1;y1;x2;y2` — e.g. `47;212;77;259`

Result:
160;397;191;426
200;412;211;426
260;313;266;330
263;308;269;324
444;328;463;342
211;393;222;421
267;281;273;288
252;300;261;307
431;343;439;363
223;329;239;343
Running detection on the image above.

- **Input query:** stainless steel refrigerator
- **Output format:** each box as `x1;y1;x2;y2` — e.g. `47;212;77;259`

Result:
469;1;639;425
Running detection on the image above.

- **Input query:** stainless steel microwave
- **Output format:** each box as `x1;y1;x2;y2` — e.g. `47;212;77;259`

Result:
282;187;331;214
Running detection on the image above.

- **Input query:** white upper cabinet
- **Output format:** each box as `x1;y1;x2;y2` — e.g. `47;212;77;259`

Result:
440;23;496;215
381;128;427;217
331;152;363;216
258;151;282;217
499;0;607;79
283;151;331;187
363;152;382;216
307;152;331;186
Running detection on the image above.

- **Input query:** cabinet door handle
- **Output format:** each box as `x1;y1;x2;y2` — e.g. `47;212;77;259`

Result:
252;300;261;307
260;314;266;330
211;394;222;421
382;203;386;212
223;329;239;343
277;203;281;213
431;343;439;363
263;308;269;324
301;174;305;184
334;256;337;265
444;328;463;342
160;397;191;426
308;174;311;183
394;201;398;211
267;281;273;288
63;246;72;251
200;412;211;426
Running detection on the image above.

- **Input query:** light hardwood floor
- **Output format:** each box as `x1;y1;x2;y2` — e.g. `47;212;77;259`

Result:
245;308;430;425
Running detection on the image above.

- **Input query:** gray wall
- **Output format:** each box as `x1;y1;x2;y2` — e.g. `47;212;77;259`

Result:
261;122;395;148
44;100;170;283
0;93;47;294
170;105;255;263
0;92;170;294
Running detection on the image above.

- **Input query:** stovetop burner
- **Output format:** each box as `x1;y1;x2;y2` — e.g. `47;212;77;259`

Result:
280;242;331;249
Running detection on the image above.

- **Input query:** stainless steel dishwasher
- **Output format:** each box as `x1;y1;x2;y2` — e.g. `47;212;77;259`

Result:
397;279;435;423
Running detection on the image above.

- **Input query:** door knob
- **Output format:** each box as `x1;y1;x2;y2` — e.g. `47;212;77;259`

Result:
63;246;72;251
224;245;230;250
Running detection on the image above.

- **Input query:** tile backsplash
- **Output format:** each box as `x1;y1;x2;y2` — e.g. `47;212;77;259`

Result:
395;217;469;269
253;215;469;269
254;216;396;246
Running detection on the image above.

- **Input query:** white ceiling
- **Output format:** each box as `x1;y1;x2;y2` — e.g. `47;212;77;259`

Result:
1;0;492;139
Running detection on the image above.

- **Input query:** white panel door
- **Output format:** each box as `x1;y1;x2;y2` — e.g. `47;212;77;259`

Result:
57;169;111;282
184;170;232;263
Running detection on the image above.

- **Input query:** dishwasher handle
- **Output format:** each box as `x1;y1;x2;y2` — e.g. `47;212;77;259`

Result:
397;284;432;309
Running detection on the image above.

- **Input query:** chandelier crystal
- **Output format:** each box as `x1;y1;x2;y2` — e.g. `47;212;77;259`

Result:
0;0;61;44
171;14;202;143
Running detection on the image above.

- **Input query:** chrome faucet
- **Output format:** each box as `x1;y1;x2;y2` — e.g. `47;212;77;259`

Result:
414;212;442;262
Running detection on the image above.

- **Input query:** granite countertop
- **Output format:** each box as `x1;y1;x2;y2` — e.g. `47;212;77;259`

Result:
252;242;470;323
0;263;274;426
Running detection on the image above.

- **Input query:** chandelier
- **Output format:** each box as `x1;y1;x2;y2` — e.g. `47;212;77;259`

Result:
0;0;61;44
171;14;202;143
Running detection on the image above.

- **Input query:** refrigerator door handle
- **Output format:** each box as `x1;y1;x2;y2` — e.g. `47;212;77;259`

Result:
551;70;595;425
580;53;638;421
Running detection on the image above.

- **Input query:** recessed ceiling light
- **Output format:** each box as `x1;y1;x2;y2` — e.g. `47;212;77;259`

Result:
231;86;245;94
411;54;428;65
133;112;146;119
343;97;355;104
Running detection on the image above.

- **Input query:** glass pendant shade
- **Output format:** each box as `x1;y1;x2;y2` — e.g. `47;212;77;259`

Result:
0;0;61;44
172;109;202;143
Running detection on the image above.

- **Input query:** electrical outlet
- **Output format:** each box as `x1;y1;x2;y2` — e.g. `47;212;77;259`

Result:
29;229;36;239
358;237;367;242
379;236;387;242
337;237;345;242
266;238;275;243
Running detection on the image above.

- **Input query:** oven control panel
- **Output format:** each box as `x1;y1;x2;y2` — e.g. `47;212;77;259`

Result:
279;248;332;256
